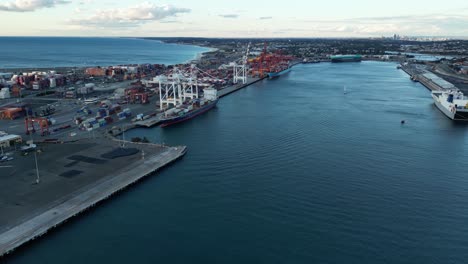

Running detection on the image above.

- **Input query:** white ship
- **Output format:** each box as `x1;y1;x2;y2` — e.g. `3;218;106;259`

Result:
431;90;468;120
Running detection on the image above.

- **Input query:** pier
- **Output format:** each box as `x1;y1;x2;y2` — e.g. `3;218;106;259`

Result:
400;64;447;91
0;141;187;257
217;77;265;98
134;115;162;128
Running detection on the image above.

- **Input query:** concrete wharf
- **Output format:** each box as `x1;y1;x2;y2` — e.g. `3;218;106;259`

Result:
0;145;186;257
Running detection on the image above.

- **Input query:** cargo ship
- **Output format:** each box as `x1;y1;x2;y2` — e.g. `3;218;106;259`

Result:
331;55;362;63
159;88;218;127
432;90;468;120
267;67;291;79
267;64;292;79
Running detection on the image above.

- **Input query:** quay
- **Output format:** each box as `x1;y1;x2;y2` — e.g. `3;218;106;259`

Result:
0;140;187;257
131;77;265;128
135;114;162;128
217;77;264;98
400;64;454;91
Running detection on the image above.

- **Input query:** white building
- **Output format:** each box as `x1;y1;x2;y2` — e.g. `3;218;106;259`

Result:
0;133;22;148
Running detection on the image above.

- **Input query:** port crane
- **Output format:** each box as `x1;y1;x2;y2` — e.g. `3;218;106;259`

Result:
158;69;184;110
249;42;294;78
159;64;214;110
249;41;270;78
24;117;50;136
230;42;251;84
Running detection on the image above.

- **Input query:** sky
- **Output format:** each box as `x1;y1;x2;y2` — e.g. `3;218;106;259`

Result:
0;0;467;38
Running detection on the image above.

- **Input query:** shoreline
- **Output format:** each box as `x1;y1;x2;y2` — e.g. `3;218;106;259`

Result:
148;38;217;65
0;38;211;71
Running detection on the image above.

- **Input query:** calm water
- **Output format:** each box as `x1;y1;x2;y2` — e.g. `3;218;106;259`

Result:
0;37;209;68
7;62;468;263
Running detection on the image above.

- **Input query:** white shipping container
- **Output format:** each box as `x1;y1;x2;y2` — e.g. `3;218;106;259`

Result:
84;118;96;123
165;109;176;115
49;78;56;88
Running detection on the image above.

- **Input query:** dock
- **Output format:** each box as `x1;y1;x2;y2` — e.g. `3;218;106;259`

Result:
400;64;456;92
0;143;187;257
134;114;162;128
218;77;265;98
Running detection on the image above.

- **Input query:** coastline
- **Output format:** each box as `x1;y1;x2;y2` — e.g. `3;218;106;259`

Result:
188;47;219;64
143;38;217;65
0;37;210;70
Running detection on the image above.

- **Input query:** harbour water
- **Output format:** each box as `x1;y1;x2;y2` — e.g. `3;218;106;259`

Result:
0;37;209;68
7;61;468;263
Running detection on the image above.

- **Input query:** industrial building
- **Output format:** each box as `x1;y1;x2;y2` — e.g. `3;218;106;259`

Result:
421;73;456;90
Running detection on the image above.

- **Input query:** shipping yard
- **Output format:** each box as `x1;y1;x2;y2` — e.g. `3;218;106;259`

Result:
1;37;468;257
0;39;298;257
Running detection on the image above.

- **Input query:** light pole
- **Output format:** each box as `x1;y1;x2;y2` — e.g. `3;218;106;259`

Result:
34;150;40;184
26;112;40;184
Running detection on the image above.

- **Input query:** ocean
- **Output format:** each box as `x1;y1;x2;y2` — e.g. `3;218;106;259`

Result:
7;61;468;263
0;37;209;69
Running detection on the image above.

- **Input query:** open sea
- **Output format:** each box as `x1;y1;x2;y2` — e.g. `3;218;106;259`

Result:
0;37;209;69
6;61;468;263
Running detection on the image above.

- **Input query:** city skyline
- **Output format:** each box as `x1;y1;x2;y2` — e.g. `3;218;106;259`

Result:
0;0;467;38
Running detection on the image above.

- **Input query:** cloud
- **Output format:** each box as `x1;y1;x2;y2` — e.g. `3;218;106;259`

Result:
219;14;239;19
68;2;190;28
301;13;468;37
79;0;94;4
259;16;272;20
0;0;70;12
159;20;180;24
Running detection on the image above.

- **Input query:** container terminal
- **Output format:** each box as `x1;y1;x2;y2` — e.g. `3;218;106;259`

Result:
1;38;468;257
0;41;297;258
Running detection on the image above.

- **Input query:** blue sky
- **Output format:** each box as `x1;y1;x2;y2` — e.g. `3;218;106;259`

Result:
0;0;467;37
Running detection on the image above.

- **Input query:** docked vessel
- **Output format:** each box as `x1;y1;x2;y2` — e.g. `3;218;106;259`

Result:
431;90;468;120
159;87;218;127
267;65;291;79
331;55;362;63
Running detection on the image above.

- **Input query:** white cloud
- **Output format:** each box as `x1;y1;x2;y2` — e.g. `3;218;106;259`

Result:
69;2;190;27
219;14;239;19
0;0;70;12
301;13;468;37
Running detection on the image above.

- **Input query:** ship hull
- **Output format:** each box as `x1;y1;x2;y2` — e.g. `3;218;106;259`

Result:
267;67;291;79
160;100;218;127
331;58;362;63
331;55;362;63
432;93;468;121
